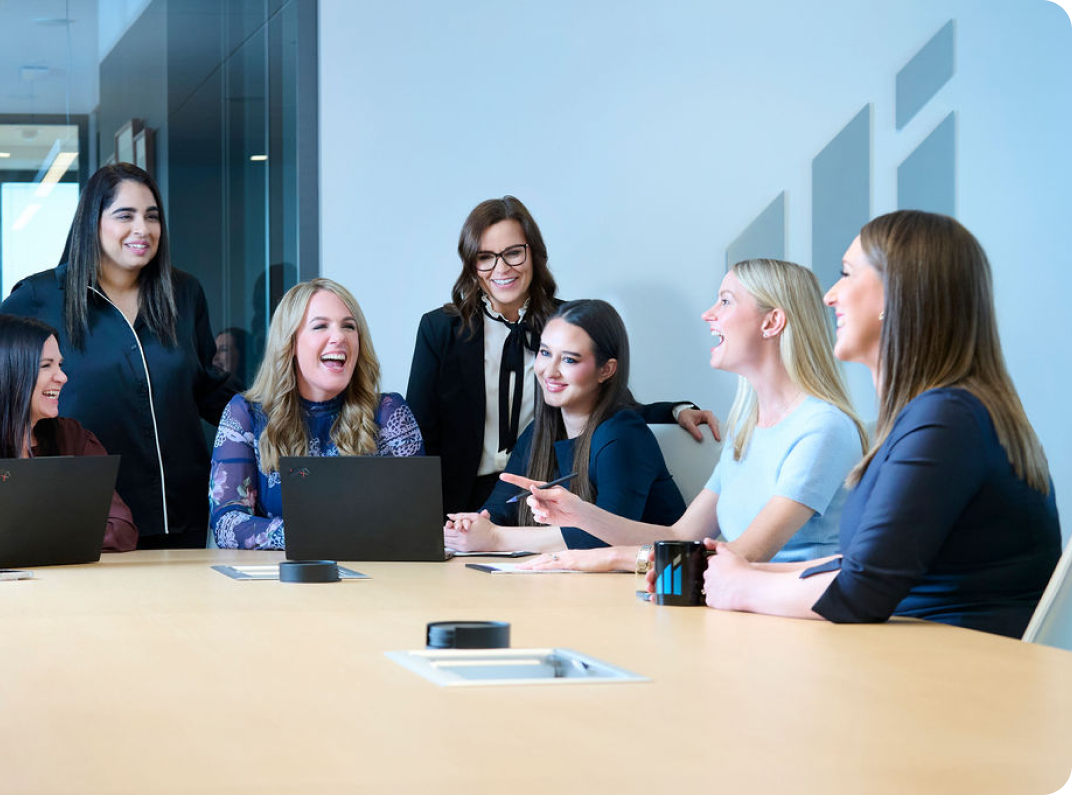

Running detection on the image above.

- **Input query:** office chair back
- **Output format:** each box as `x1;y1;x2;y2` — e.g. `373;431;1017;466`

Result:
1022;538;1072;651
647;424;721;505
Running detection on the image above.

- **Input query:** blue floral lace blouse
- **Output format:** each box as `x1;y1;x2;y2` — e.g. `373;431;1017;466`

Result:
209;392;425;549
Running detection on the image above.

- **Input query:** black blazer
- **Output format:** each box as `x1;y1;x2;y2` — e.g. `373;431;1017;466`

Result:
406;305;685;514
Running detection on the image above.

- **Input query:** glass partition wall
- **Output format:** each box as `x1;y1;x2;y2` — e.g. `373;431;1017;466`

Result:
0;0;318;386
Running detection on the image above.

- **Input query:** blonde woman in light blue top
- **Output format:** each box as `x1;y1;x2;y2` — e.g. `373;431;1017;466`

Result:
505;258;868;572
705;396;857;562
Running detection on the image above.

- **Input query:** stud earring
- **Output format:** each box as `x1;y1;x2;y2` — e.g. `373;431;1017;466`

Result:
879;312;885;321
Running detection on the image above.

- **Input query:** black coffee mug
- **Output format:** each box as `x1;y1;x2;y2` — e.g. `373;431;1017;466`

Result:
653;540;707;606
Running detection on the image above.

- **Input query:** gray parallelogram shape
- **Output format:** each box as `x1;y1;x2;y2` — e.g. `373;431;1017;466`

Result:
812;104;871;292
896;20;956;131
898;111;956;217
726;192;786;271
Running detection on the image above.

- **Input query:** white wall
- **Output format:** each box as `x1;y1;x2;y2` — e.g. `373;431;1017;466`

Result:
320;0;1072;541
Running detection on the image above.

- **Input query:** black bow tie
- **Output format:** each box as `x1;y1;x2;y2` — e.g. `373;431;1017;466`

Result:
483;306;538;453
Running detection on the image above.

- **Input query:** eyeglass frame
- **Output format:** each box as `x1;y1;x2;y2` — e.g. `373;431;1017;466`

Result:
473;243;529;272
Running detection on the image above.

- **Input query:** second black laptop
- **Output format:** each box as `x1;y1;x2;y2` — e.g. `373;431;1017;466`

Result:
280;455;447;562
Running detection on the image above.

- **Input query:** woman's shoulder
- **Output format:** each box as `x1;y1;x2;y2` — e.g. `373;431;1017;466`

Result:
895;387;992;436
592;407;654;443
794;397;860;438
415;305;469;343
377;391;409;414
48;416;91;445
222;393;259;424
0;267;63;313
419;305;460;327
15;267;62;288
168;268;209;301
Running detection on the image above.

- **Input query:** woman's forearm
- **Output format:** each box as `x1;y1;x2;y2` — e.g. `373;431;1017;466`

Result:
720;565;836;619
492;525;567;553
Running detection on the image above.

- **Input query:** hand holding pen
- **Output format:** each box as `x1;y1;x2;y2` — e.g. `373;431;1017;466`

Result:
498;471;588;528
505;471;578;503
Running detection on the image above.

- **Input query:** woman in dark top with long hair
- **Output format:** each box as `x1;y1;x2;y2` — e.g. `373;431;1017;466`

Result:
1;164;235;547
0;314;136;551
444;299;685;552
407;195;717;514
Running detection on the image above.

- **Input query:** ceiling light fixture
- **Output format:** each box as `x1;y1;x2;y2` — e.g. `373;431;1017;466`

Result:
33;140;78;199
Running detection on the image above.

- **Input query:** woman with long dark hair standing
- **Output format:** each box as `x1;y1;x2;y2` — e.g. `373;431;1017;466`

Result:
1;163;235;548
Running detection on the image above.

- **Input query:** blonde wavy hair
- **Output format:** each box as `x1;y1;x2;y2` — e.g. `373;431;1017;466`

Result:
245;278;382;474
726;258;868;460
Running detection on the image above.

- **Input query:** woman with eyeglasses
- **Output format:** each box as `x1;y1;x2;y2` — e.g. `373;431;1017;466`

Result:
406;196;718;515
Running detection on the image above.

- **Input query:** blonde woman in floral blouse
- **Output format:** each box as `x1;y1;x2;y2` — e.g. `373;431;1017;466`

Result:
209;278;423;549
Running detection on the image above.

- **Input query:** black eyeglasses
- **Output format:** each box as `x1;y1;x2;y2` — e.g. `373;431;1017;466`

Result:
474;243;528;272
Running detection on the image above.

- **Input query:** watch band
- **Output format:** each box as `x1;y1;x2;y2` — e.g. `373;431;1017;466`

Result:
635;544;654;575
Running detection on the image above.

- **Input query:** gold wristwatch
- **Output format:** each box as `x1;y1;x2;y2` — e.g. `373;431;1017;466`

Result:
635;544;654;575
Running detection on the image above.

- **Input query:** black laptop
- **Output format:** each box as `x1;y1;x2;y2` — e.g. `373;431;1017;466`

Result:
0;455;120;568
279;456;447;562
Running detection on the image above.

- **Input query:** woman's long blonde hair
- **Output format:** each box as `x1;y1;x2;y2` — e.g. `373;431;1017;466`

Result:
850;211;1049;491
245;278;382;473
726;258;867;460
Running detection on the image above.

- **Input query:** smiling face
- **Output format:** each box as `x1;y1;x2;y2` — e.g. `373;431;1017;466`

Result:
30;335;68;426
293;290;360;403
534;318;617;419
475;219;533;321
700;270;768;375
97;180;161;280
824;236;885;371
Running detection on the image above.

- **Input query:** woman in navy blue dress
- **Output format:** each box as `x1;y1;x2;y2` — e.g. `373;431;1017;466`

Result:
443;299;685;553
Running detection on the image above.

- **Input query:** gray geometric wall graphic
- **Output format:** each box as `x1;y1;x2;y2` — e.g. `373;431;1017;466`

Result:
724;21;957;281
898;111;956;216
811;104;871;292
725;192;786;271
896;20;956;130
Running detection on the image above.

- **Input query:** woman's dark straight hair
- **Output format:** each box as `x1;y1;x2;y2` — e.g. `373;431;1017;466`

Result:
450;195;558;338
0;314;61;458
59;163;177;349
517;299;631;527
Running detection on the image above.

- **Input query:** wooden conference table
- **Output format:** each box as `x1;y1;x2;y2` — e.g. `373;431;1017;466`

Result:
1;549;1069;795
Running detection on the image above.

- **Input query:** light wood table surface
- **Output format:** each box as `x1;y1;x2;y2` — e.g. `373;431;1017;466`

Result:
1;549;1069;794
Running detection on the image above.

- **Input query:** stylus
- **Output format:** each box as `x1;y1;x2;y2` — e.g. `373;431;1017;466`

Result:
505;472;578;504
